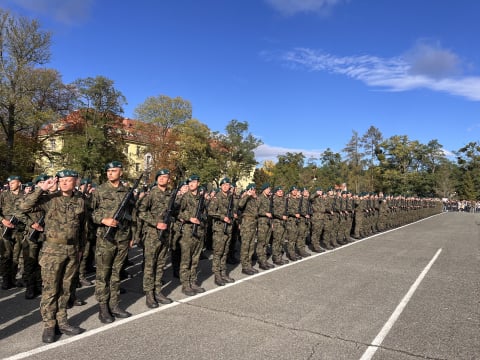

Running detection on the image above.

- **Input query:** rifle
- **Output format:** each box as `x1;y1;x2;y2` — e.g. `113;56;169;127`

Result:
27;214;45;243
223;190;234;234
2;215;18;241
192;188;206;238
157;183;181;242
296;194;303;224
104;174;143;242
268;192;274;226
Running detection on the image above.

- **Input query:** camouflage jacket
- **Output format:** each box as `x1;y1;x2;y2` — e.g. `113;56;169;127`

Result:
137;186;173;236
238;193;258;220
0;190;27;230
310;193;326;217
91;181;134;242
208;191;235;222
18;188;85;247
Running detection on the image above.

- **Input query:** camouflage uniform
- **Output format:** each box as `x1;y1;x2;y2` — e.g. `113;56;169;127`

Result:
0;182;26;289
271;188;288;265
177;184;207;294
18;183;85;331
137;183;174;305
92;181;134;314
309;189;327;251
208;181;236;284
256;184;274;268
238;186;258;273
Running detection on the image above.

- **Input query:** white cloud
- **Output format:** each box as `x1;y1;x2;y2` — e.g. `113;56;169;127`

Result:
254;144;324;163
5;0;93;25
277;43;480;101
265;0;346;16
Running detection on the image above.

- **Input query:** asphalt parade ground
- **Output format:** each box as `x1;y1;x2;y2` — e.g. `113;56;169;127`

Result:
0;212;479;360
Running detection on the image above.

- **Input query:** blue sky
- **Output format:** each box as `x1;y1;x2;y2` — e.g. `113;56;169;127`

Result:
3;0;480;164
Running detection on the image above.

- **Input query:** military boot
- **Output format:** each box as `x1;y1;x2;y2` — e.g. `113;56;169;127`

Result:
221;271;235;283
287;252;298;262
111;304;131;318
25;284;36;299
98;303;114;324
1;276;13;290
58;322;82;336
182;285;196;296
214;273;226;286
155;291;173;304
190;282;205;294
42;326;56;343
297;248;311;257
311;245;325;253
145;291;159;308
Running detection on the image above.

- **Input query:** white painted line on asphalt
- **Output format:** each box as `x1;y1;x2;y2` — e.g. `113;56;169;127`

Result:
359;248;443;360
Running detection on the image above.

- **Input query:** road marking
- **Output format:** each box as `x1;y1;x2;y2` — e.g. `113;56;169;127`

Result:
359;248;442;360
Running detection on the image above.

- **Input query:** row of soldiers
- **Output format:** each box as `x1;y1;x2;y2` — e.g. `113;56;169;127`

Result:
0;162;442;344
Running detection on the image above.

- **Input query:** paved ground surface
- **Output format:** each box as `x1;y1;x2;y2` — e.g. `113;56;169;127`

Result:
0;212;479;360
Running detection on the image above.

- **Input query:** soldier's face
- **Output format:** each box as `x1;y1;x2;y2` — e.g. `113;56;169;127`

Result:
188;179;199;192
9;179;21;191
58;177;76;193
221;182;230;193
106;168;122;182
157;174;170;187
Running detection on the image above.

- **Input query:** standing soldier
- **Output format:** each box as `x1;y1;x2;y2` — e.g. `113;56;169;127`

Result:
91;161;135;323
296;187;312;257
208;177;236;286
309;187;327;252
170;180;188;278
238;183;259;275
177;174;207;296
0;175;26;290
256;183;275;270
18;170;86;343
77;178;95;287
21;177;47;299
271;187;289;265
285;186;301;261
137;169;174;308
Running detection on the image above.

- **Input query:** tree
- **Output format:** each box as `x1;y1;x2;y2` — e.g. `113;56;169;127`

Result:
343;130;364;193
0;10;52;173
215;119;262;183
134;95;192;177
360;126;383;191
59;76;128;179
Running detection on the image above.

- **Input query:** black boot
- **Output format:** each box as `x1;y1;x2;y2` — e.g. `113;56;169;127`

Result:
98;303;114;323
214;273;226;286
58;322;82;336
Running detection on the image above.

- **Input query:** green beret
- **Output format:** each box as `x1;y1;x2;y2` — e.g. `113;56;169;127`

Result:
315;187;323;192
178;180;187;187
23;182;34;188
187;174;200;183
219;177;230;185
289;185;299;192
260;182;270;191
56;169;79;178
155;169;170;178
273;186;283;193
231;182;237;188
246;183;256;190
7;175;21;182
34;174;50;184
80;178;92;185
104;161;123;171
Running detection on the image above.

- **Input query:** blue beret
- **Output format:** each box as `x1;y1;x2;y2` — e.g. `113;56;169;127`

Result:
155;169;170;178
104;161;123;171
56;169;79;178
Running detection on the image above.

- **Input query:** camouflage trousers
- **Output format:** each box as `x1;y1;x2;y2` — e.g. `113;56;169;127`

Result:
39;242;78;328
211;221;231;274
22;238;41;288
271;219;285;260
310;216;325;249
285;218;299;255
179;224;204;286
95;237;129;307
239;217;257;269
297;219;310;249
143;230;170;293
256;218;272;264
0;230;24;282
